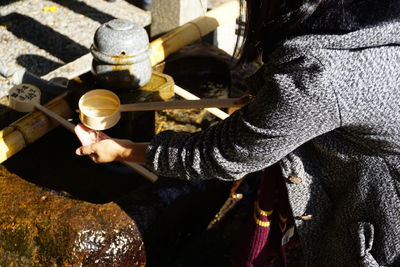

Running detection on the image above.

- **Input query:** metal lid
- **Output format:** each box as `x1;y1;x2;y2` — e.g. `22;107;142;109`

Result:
92;19;149;57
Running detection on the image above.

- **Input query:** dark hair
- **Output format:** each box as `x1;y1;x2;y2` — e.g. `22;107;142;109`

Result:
235;0;322;65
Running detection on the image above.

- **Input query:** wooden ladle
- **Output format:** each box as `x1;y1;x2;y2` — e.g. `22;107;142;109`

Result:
78;89;242;130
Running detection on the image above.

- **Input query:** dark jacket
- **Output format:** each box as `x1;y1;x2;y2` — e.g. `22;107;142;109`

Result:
147;1;400;265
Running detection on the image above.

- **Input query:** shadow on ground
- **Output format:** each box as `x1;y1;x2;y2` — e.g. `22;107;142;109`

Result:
16;54;63;76
51;0;116;24
0;13;89;64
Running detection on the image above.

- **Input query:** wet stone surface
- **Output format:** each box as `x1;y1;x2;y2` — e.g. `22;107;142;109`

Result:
0;164;146;266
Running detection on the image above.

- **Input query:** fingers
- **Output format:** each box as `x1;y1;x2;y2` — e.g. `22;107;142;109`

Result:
234;94;254;105
75;123;92;132
75;146;84;156
75;144;101;163
97;130;111;140
75;124;95;146
89;154;99;163
75;144;94;156
75;124;111;145
75;138;123;163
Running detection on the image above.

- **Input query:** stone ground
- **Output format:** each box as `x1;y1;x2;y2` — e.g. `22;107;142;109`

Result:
0;0;229;97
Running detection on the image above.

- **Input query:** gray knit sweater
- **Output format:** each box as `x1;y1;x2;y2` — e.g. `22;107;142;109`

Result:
147;1;400;266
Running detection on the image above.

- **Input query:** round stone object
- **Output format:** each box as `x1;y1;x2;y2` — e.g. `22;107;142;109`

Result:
91;19;152;89
93;18;149;57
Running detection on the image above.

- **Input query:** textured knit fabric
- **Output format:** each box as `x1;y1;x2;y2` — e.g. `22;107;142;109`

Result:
146;1;400;266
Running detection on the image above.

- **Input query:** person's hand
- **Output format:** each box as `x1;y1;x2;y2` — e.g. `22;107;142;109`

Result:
74;124;134;163
74;123;110;145
234;91;254;105
227;91;254;114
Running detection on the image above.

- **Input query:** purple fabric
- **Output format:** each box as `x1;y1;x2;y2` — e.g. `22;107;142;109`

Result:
231;165;301;267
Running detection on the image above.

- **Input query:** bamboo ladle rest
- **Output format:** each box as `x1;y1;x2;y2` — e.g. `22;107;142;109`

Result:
78;89;243;131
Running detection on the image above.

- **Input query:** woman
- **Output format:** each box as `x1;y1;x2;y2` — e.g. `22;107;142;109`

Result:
75;0;400;265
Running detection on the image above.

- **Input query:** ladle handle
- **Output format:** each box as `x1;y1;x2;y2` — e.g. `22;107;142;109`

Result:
119;98;242;112
34;103;75;133
122;161;158;183
34;104;158;183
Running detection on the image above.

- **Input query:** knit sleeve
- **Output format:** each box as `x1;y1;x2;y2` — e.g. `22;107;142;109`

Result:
146;52;341;181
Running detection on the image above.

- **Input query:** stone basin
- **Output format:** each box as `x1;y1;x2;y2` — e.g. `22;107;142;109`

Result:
0;44;256;266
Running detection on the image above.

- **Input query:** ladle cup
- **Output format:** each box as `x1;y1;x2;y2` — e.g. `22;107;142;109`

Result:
78;89;242;130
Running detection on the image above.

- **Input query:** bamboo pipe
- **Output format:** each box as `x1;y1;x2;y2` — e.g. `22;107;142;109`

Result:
0;93;71;163
0;129;25;164
149;0;240;66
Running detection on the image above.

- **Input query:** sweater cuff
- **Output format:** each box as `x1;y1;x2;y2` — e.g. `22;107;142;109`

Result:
145;130;192;178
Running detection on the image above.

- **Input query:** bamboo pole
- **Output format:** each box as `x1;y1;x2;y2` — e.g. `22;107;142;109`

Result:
0;93;71;163
0;130;25;164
